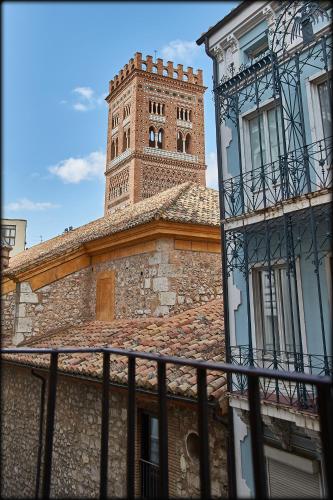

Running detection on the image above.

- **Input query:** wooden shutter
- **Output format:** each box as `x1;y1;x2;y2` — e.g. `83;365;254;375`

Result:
96;271;115;321
266;457;321;498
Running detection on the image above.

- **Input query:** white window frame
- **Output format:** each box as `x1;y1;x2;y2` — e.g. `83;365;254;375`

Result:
306;69;332;189
307;69;332;145
249;258;308;359
240;97;282;174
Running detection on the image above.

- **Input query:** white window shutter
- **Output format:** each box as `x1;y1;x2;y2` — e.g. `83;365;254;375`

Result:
266;457;322;498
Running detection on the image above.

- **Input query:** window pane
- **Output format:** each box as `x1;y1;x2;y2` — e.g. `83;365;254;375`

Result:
260;270;280;352
279;268;300;352
268;108;282;164
149;417;159;465
318;80;332;163
249;115;267;168
318;80;332;140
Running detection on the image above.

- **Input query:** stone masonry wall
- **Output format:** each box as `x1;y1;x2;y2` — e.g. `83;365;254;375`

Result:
90;237;222;319
1;288;17;347
2;364;228;498
2;237;221;345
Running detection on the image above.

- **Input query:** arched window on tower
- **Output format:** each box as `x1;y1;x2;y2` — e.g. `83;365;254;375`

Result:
149;126;156;147
177;131;183;152
111;140;115;160
185;134;191;154
127;128;130;149
157;129;164;149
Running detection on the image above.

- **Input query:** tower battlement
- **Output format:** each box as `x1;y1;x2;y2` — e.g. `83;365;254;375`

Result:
108;52;203;94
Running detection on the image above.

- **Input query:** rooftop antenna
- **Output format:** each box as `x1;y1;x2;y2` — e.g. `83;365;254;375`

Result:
154;50;157;63
40;235;43;243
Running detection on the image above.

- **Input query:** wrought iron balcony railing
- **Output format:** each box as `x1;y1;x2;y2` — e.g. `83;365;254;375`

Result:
140;459;159;499
1;346;332;499
222;138;332;220
230;345;333;412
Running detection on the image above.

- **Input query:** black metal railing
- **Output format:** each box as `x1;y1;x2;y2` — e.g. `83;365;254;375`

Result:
230;345;333;412
1;346;332;499
140;459;159;499
222;138;332;219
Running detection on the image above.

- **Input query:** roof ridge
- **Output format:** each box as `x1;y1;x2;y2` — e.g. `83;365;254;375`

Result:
154;182;192;220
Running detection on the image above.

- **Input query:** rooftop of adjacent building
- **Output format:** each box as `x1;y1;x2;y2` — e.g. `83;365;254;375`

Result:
3;182;220;278
3;298;226;402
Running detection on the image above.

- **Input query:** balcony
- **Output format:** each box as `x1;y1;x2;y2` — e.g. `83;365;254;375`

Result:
1;346;332;499
222;139;332;220
229;345;333;413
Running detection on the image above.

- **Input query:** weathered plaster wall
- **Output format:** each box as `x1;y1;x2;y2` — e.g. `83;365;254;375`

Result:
1;364;228;498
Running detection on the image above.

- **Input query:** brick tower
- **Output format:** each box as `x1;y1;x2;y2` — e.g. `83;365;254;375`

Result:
104;52;207;214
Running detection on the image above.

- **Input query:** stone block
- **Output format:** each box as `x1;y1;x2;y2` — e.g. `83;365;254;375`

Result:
159;291;176;306
148;252;162;265
157;264;178;277
16;317;32;333
152;277;169;292
20;283;32;293
144;278;151;289
178;295;185;304
17;304;26;318
154;305;169;316
20;292;38;304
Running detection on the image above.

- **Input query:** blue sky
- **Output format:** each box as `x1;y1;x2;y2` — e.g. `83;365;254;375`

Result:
3;1;237;247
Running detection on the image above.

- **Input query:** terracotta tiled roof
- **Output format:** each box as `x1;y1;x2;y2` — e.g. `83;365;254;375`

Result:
3;183;219;278
3;300;226;401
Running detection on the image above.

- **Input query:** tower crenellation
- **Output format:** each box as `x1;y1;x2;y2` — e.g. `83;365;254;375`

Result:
108;52;203;94
104;52;207;215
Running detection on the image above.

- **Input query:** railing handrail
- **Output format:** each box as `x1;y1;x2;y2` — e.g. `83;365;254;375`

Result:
1;346;332;386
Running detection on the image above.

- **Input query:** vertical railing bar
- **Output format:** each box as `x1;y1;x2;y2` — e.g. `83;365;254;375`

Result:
127;355;136;499
197;367;211;499
100;351;110;499
317;383;333;499
247;373;267;499
158;360;169;499
41;351;58;499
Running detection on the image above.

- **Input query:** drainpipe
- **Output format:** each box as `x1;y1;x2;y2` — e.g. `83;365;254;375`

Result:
31;369;46;499
202;36;237;499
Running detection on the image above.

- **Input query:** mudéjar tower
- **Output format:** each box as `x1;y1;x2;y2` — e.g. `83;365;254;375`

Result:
104;52;207;214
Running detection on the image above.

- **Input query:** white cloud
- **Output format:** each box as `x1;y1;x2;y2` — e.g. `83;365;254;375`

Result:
73;102;90;112
161;40;200;66
6;198;60;211
206;151;219;189
73;86;94;100
70;86;107;112
49;151;106;183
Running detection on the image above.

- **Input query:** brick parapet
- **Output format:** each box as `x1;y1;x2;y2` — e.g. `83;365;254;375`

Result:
108;52;204;96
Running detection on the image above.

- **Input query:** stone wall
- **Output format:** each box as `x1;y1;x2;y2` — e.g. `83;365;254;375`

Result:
2;237;221;346
1;288;17;347
91;237;222;319
1;364;228;498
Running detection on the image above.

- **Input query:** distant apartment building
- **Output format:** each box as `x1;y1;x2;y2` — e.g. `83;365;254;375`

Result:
1;219;27;256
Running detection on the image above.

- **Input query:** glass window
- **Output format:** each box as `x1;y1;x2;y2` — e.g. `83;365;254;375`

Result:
1;225;16;247
149;417;159;465
318;80;332;162
255;266;300;354
248;106;283;170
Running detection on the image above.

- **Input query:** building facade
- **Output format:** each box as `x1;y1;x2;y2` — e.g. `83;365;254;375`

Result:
1;218;27;256
198;1;332;497
104;53;206;213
